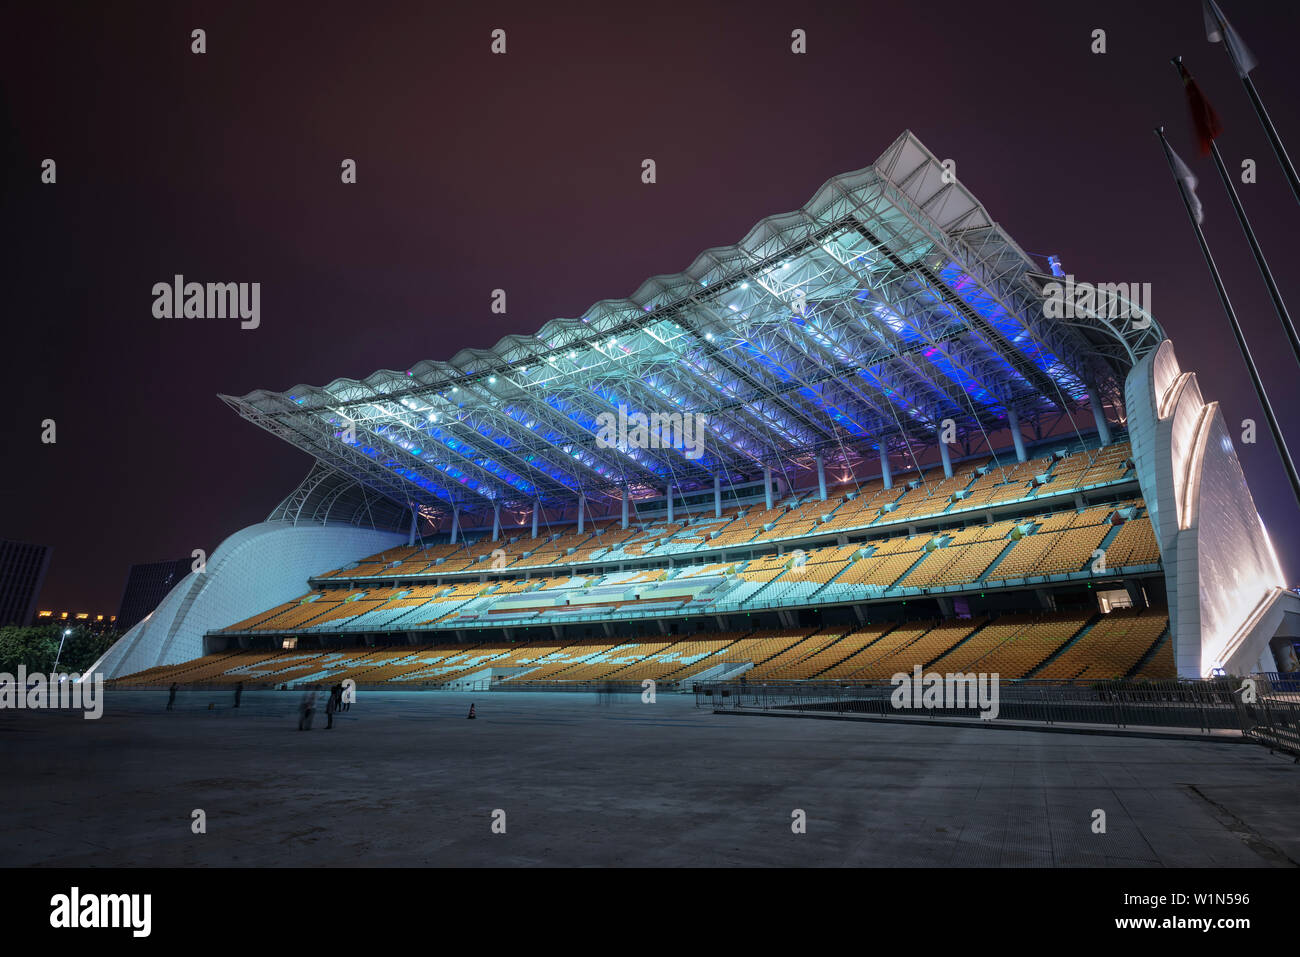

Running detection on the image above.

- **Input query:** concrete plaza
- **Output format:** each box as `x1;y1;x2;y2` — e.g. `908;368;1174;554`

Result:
2;689;1296;867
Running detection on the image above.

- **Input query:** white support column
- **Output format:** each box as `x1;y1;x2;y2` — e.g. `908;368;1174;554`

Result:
1089;390;1112;446
491;503;501;542
666;485;674;524
764;467;773;510
577;493;585;533
939;435;953;479
816;454;826;501
1007;406;1027;463
621;487;630;529
879;444;892;489
449;506;460;545
408;509;417;546
714;475;722;518
531;498;540;539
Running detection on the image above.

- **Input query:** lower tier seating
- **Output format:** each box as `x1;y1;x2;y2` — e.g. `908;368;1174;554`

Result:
116;609;1173;687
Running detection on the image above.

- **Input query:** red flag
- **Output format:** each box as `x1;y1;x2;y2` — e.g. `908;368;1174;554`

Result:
1174;57;1222;155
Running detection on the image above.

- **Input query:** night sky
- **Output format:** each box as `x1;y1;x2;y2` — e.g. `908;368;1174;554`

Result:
4;0;1299;613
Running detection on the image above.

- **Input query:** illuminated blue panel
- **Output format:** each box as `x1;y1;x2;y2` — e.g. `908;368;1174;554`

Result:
336;437;457;501
872;305;925;344
795;385;866;437
737;341;794;384
937;263;1087;400
626;380;731;474
922;347;1003;414
390;421;537;497
856;368;930;425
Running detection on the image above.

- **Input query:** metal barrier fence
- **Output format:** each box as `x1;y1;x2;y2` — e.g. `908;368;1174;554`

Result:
696;676;1300;751
1256;671;1300;692
106;674;1300;756
1240;675;1300;757
488;680;671;696
114;679;668;696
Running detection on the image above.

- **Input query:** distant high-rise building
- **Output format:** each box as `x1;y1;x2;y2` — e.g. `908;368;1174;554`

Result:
116;557;192;632
0;540;53;627
34;610;117;634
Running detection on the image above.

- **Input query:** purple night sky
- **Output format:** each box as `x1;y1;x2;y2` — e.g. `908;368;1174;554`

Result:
3;0;1299;612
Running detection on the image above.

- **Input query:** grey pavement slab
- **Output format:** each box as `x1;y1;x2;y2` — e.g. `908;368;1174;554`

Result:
1;689;1296;867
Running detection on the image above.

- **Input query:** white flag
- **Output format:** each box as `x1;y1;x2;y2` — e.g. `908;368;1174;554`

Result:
1204;0;1258;77
1170;145;1205;225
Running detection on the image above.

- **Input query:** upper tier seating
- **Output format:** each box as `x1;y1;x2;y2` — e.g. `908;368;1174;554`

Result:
224;494;1160;637
311;442;1135;583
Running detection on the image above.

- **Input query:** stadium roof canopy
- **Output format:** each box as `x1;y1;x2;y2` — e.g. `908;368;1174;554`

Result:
221;131;1163;519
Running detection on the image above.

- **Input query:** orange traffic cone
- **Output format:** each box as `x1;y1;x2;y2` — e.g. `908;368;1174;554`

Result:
467;703;476;720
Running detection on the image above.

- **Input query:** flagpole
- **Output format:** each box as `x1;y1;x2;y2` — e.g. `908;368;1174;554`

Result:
1208;139;1300;367
1155;127;1300;510
1172;57;1300;369
1205;0;1300;204
1238;72;1300;206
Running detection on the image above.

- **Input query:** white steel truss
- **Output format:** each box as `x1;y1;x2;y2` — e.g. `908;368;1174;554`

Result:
222;132;1163;523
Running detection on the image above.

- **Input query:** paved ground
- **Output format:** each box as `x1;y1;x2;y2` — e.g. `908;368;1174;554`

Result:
2;689;1297;867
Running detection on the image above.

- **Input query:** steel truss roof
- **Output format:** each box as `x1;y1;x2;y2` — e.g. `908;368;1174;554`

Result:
221;131;1163;522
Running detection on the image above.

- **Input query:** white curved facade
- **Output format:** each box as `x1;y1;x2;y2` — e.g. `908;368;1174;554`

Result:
1126;338;1289;676
87;521;404;680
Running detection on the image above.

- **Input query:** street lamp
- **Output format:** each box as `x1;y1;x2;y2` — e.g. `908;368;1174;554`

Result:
53;627;71;675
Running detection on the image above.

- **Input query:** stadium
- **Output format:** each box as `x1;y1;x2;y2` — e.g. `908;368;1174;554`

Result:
88;131;1298;692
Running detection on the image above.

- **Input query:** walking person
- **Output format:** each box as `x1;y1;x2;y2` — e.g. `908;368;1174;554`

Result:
233;681;243;709
298;690;317;731
167;682;178;711
325;690;337;730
